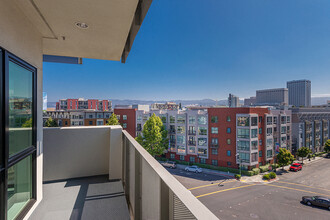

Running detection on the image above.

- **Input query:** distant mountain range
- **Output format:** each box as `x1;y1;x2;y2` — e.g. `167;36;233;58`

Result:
47;96;330;109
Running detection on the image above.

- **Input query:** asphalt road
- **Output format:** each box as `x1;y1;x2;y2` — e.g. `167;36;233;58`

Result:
167;157;330;220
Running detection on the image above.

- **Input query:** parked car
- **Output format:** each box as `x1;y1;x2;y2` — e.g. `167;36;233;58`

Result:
185;165;202;173
325;153;330;158
302;196;330;210
289;163;302;172
162;161;176;169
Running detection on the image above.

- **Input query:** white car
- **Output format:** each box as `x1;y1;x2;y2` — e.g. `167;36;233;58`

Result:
185;165;202;173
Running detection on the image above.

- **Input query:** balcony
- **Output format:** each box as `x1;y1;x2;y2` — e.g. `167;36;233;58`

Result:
188;140;196;146
188;130;196;135
29;126;217;219
210;143;219;148
169;129;176;134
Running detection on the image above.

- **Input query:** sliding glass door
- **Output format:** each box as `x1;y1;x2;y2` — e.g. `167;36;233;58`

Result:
0;48;37;220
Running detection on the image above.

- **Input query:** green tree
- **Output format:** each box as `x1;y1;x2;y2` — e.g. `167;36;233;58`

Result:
106;113;120;125
44;117;58;127
135;113;168;157
22;118;32;128
324;139;330;153
296;147;311;164
276;148;294;170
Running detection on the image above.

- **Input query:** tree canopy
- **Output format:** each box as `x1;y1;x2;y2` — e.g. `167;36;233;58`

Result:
106;113;120;125
325;139;330;153
44;117;58;127
296;147;311;164
276;148;294;170
22;118;32;128
135;113;168;157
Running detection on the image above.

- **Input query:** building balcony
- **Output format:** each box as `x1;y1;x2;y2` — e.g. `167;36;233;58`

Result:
188;141;196;146
210;143;219;148
188;130;196;135
29;126;217;219
169;129;176;134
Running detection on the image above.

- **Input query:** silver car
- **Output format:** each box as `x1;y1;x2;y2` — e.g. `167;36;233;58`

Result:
185;165;202;173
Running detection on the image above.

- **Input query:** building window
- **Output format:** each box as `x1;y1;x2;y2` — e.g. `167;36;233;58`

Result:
189;147;196;154
65;121;68;125
251;140;258;150
177;126;185;134
251;117;258;126
200;158;206;164
227;162;232;166
227;127;231;133
287;116;291;123
211;148;218;155
227;116;231;122
239;152;250;163
198;138;207;146
227;150;231;156
117;115;121;120
180;155;185;161
267;150;273;158
189;116;196;124
251;129;258;138
123;123;127;128
89;114;93;119
123;115;127;120
211;138;218;145
198;127;207;135
237;141;250;151
198;116;207;125
177;136;186;145
97;121;104;126
177;146;186;154
89;121;93;125
259;139;262;145
237;116;249;126
251;153;258;162
259;128;262;134
177;115;185;124
211;160;218;166
161;116;166;123
190;157;195;163
211;116;218;123
211;127;218;134
227;139;231;145
259;150;262;157
259;116;262;123
267;128;272;136
281;126;287;134
170;154;175;159
198;148;207;157
170;116;175;123
238;128;250;138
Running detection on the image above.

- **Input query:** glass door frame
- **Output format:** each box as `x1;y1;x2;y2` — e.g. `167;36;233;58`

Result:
0;47;37;220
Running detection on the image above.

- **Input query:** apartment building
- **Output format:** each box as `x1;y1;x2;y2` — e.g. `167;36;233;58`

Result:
56;98;112;111
114;108;137;137
269;109;292;152
291;107;330;154
287;79;311;107
256;88;289;106
43;110;112;127
244;96;257;106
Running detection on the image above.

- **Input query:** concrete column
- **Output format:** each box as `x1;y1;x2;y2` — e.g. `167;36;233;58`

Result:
109;126;123;180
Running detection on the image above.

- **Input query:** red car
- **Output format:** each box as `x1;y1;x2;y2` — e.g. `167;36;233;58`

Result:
290;163;302;172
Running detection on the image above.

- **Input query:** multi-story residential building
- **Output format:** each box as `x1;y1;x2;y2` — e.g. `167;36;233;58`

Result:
256;88;288;106
43;110;113;127
291;107;330;154
228;93;240;107
244;96;256;106
56;98;112;111
270;109;292;152
287;79;311;107
151;102;180;110
114;108;137;137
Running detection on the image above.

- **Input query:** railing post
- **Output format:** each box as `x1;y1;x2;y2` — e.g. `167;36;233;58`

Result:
109;126;123;180
160;180;169;220
134;149;142;220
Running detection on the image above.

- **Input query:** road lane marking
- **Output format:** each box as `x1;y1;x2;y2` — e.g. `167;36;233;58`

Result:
188;180;236;190
268;184;330;197
277;181;330;193
196;184;256;198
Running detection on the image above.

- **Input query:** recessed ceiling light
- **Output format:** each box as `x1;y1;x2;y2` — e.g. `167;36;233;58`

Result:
75;22;89;29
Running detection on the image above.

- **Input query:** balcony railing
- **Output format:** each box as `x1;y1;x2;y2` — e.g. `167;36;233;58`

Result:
188;130;196;135
169;129;176;134
41;126;217;219
188;141;196;146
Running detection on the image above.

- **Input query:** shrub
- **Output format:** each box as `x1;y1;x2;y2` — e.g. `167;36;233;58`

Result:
235;174;241;180
271;164;279;169
259;165;269;173
242;170;254;176
269;172;276;179
252;168;260;175
263;174;270;180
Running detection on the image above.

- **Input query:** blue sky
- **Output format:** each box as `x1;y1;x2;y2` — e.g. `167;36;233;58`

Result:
44;0;330;102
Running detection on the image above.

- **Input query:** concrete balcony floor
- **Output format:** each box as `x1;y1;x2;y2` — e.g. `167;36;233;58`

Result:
29;175;130;220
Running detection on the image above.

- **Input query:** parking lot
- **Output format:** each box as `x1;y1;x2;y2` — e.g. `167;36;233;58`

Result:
167;157;330;220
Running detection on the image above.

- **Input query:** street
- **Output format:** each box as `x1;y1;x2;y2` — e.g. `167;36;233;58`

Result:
167;157;330;220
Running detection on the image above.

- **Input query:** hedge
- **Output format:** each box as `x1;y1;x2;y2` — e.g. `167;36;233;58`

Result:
259;165;270;173
269;172;276;179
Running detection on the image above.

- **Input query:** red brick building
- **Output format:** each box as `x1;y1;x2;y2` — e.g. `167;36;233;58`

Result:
56;98;111;111
114;108;137;137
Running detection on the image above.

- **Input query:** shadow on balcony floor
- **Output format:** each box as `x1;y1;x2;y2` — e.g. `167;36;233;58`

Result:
29;175;130;220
